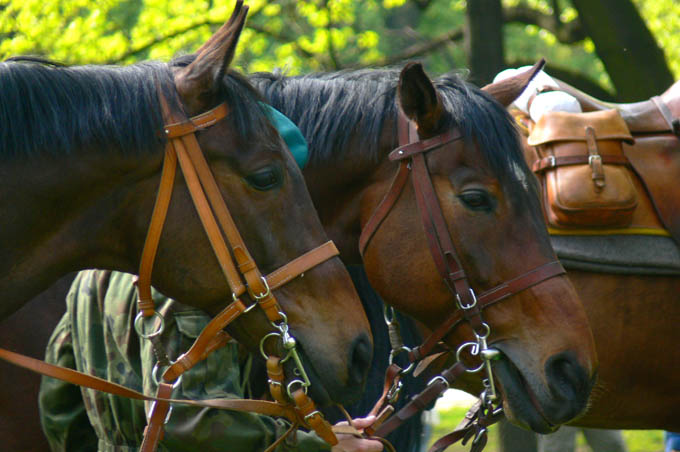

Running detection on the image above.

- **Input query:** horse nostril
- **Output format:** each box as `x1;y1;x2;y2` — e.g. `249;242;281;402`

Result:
544;351;591;422
347;333;372;387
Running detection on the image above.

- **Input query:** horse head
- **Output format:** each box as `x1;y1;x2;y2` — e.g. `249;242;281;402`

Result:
0;1;371;407
359;62;597;431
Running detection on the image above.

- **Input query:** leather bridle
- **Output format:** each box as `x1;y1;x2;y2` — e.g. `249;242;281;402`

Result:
358;111;567;451
0;86;348;452
132;88;351;450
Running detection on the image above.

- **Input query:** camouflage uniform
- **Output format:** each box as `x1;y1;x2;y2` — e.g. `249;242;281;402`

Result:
39;269;330;452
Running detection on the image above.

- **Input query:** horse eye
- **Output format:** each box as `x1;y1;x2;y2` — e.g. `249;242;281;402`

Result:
245;167;282;191
458;190;495;212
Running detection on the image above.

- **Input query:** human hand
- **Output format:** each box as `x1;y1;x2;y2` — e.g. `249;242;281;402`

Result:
331;416;383;452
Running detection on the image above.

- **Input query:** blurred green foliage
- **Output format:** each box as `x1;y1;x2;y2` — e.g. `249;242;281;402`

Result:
0;0;678;87
431;405;664;452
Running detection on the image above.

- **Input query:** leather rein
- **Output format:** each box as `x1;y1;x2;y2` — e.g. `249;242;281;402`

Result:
358;112;567;451
0;89;349;452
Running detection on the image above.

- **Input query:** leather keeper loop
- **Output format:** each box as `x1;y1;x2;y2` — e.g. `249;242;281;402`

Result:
259;296;284;322
137;298;156;317
292;390;338;446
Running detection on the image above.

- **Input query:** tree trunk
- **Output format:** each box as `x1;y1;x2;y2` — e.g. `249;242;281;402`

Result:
570;0;674;101
465;0;505;86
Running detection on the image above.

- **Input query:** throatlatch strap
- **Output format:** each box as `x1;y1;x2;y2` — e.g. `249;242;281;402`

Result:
137;146;177;317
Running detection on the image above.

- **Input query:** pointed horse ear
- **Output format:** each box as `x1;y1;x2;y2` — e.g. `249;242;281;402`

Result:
481;59;546;107
174;0;248;112
398;62;444;136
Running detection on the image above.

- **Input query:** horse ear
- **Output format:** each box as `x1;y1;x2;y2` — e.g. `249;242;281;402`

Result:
174;1;248;110
481;59;546;107
398;62;444;135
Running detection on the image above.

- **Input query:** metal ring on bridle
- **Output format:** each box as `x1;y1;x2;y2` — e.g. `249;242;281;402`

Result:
151;363;183;388
134;311;165;339
270;311;289;331
248;276;271;300
427;375;450;389
259;331;283;360
455;341;485;373
455;288;478;310
388;345;415;374
473;322;491;341
286;379;308;398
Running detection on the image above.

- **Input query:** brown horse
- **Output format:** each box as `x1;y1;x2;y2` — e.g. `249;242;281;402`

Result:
0;0;372;430
512;77;680;430
251;64;597;433
1;64;599;450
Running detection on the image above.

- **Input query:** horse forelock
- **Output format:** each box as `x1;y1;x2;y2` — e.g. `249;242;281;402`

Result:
0;56;269;161
250;70;400;169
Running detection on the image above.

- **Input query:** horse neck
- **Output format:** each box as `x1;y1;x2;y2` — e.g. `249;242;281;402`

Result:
0;148;163;318
302;116;399;264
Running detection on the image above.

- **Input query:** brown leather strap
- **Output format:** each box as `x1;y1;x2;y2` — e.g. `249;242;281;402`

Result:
264;241;338;290
358;161;410;256
177;130;274;313
137;147;178;316
173;135;249;298
0;346;301;419
266;356;287;404
367;363;404;419
140;383;174;452
375;362;466;437
411;261;565;361
164;103;230;138
160;241;338;384
292;389;338;445
410;143;481;329
532;154;629;173
162;299;247;382
389;129;462;161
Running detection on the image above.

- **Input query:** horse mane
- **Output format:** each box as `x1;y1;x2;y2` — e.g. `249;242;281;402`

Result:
251;68;541;213
0;56;268;160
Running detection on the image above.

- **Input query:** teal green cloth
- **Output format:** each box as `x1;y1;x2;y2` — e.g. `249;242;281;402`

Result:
262;103;309;169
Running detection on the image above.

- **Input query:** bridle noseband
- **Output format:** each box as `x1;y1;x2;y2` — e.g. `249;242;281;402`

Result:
359;111;567;450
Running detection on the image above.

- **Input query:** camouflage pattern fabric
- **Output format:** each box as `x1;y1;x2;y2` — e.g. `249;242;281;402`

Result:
39;270;330;452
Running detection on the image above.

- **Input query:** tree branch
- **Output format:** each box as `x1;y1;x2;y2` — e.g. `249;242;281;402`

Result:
352;26;463;69
107;19;218;64
246;23;314;59
504;6;586;44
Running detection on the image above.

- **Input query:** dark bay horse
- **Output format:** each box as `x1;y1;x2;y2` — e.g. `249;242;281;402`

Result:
0;0;372;435
2;64;599;449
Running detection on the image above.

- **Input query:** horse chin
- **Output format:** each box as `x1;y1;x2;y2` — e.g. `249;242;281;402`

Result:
291;346;363;409
492;353;558;434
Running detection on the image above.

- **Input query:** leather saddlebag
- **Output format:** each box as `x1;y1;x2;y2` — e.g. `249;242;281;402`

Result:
528;109;637;227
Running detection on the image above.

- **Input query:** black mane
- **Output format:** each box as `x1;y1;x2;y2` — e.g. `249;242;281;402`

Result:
250;69;526;176
251;68;540;213
0;56;268;160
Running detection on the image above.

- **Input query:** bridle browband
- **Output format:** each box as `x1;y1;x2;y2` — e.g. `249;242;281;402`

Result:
358;111;567;451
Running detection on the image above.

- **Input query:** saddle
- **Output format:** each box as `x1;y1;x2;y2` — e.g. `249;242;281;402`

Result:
517;78;680;248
